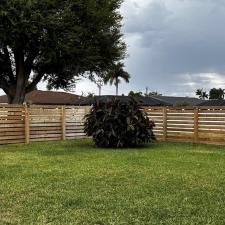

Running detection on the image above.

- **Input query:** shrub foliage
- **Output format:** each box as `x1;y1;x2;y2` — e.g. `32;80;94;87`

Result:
84;98;155;148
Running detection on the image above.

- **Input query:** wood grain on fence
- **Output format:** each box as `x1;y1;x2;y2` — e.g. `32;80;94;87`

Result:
0;104;90;145
143;106;225;145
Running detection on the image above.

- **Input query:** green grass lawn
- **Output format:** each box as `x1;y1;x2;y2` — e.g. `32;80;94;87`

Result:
0;139;225;225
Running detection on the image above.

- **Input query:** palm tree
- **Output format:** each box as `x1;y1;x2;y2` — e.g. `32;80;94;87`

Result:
202;91;209;99
196;89;208;100
104;62;130;96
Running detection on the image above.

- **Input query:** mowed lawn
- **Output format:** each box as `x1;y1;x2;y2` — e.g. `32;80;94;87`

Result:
0;139;225;225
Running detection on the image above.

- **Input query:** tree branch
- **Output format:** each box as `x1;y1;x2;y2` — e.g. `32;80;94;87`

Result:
25;72;44;93
3;47;15;83
24;51;39;78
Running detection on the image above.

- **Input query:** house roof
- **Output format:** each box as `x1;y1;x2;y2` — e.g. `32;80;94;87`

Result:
197;99;225;106
150;95;205;106
0;90;82;105
0;95;8;104
77;95;172;106
136;96;173;106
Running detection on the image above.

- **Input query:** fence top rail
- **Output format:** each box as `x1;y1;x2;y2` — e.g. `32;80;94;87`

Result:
142;106;225;110
29;104;90;108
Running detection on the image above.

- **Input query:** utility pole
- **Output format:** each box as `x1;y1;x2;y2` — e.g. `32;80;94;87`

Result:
96;79;104;96
145;87;149;96
97;84;102;96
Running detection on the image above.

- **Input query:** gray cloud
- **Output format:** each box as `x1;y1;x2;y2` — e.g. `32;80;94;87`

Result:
121;0;225;96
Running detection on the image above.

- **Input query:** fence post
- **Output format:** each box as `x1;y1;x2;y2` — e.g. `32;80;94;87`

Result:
194;108;199;143
24;104;30;144
163;107;167;141
61;106;66;140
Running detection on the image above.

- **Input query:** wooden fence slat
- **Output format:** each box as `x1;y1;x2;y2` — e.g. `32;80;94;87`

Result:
61;106;66;140
162;107;167;141
193;108;199;143
24;105;30;144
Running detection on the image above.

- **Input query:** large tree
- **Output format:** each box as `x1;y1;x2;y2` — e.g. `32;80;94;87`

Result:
0;0;126;103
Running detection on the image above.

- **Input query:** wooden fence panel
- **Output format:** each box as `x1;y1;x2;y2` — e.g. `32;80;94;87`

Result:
29;105;63;142
0;105;25;144
166;108;195;142
65;106;88;139
144;106;225;145
198;108;225;144
143;107;164;138
0;104;90;145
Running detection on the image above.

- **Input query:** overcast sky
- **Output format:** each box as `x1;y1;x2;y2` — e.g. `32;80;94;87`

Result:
1;0;225;97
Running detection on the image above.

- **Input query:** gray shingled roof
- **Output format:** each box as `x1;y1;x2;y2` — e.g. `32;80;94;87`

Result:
77;95;172;106
150;95;205;106
197;99;225;106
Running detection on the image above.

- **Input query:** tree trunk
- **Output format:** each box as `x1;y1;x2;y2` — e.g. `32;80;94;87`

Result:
98;85;101;96
11;92;26;104
116;83;118;96
7;48;28;104
7;95;25;104
6;95;13;104
6;86;26;104
6;72;43;104
1;47;40;104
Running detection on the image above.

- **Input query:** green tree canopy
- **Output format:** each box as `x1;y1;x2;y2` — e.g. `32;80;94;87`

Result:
128;91;143;97
146;91;162;96
209;88;225;100
0;0;126;103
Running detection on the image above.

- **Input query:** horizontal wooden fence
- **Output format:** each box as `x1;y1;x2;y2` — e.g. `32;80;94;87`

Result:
1;104;225;146
143;106;225;145
0;104;90;145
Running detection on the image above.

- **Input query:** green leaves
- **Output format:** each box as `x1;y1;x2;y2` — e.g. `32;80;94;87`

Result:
0;0;126;103
84;97;155;148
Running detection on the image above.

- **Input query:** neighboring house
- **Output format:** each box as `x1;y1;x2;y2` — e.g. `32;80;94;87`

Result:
0;90;82;105
197;99;225;106
150;96;205;106
77;95;172;106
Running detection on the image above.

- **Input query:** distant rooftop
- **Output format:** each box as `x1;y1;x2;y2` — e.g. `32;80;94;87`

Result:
197;99;225;106
77;95;172;106
151;95;205;106
0;90;82;105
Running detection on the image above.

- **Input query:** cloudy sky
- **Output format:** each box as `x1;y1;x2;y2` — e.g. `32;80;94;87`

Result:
117;0;225;97
1;0;225;97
